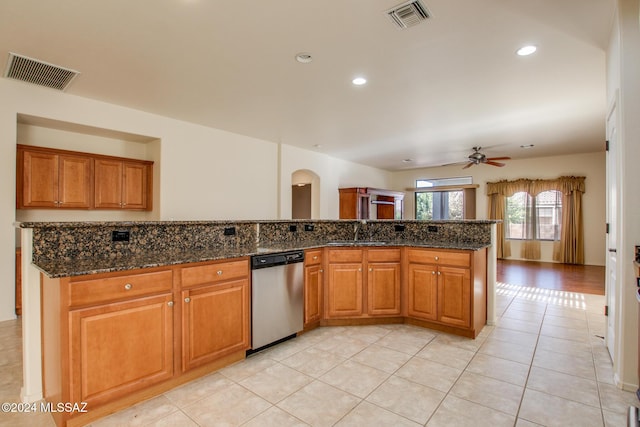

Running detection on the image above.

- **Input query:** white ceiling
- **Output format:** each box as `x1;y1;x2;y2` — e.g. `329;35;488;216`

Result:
0;0;615;171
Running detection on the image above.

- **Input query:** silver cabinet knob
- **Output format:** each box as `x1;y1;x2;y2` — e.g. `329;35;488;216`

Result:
437;271;441;275
184;297;191;303
217;270;223;276
167;301;174;307
319;269;324;273
432;271;436;275
369;268;373;272
313;256;318;260
124;283;132;290
434;256;439;261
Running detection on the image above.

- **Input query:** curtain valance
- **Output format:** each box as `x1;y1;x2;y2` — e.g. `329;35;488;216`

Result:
486;176;585;197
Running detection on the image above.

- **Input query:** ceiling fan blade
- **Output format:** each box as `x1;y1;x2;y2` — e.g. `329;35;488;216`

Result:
485;160;506;167
486;156;511;161
462;162;475;169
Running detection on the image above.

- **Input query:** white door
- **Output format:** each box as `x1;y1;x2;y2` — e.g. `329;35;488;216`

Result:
605;101;618;357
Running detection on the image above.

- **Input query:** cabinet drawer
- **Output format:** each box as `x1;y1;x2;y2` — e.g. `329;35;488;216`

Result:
181;259;249;288
69;269;173;307
407;249;470;267
305;249;323;266
327;249;364;263
367;248;401;263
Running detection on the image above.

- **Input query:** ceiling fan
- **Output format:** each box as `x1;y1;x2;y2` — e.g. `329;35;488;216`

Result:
462;147;511;169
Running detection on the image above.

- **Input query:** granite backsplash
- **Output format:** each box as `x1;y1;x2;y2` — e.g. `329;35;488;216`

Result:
23;220;494;264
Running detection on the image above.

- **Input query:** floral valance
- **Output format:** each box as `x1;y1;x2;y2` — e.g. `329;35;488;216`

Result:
486;176;585;197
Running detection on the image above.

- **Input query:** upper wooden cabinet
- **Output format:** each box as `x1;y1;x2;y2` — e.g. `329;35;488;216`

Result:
95;159;152;210
339;187;404;220
17;146;93;209
16;145;153;211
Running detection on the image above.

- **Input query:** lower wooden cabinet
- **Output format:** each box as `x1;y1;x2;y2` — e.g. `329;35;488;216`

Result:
181;278;250;372
69;293;174;406
41;259;251;427
367;250;401;316
405;248;486;337
303;250;323;328
324;248;401;319
407;263;438;321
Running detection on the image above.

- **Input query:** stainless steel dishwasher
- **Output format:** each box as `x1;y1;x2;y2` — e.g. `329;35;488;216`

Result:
250;250;304;351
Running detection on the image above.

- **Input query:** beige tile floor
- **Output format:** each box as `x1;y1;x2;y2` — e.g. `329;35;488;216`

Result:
1;282;638;427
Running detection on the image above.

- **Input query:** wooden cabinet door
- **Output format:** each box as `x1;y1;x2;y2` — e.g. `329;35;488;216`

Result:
122;162;149;210
326;262;363;318
367;262;401;316
20;150;59;208
94;159;123;208
58;154;93;208
69;293;174;407
437;266;471;328
182;278;250;372
407;263;438;321
304;264;323;326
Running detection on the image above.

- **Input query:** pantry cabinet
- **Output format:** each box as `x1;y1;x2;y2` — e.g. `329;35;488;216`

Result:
304;249;323;328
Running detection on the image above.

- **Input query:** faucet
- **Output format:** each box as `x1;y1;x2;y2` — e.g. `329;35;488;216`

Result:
354;220;366;241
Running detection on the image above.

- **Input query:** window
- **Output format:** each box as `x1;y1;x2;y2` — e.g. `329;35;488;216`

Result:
415;177;473;220
505;190;562;241
416;191;463;220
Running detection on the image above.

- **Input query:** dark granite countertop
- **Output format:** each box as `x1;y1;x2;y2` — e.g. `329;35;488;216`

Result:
33;240;490;278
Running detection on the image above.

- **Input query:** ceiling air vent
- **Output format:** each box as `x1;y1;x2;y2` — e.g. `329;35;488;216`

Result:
387;0;431;29
3;52;79;91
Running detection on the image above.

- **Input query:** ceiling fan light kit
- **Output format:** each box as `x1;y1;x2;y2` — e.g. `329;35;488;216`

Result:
462;147;511;169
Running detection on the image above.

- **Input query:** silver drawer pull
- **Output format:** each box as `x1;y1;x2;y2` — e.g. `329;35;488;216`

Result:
124;283;132;290
167;301;174;307
217;270;223;276
184;297;191;303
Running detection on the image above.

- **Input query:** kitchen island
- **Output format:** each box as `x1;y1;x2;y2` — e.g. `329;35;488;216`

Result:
18;219;497;427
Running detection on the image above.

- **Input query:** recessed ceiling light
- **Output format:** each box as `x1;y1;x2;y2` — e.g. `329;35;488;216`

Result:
520;144;535;149
516;45;537;56
352;77;367;86
295;53;313;63
313;144;322;148
402;159;413;163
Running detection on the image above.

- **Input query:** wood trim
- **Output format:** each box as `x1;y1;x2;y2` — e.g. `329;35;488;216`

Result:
405;184;480;192
16;144;154;166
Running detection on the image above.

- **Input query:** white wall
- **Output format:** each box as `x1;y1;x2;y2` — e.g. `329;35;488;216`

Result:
391;151;606;266
0;77;391;321
279;144;392;219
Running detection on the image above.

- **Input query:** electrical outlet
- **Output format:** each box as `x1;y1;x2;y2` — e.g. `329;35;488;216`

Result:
427;225;438;232
394;224;405;232
112;230;130;242
289;225;297;232
223;227;236;236
304;224;314;232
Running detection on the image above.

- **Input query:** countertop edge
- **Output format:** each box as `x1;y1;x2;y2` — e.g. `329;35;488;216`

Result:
33;241;491;278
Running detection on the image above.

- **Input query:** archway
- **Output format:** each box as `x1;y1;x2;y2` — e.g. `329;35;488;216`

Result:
291;169;320;219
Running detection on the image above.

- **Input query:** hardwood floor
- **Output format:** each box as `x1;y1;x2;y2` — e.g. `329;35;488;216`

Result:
496;259;605;295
